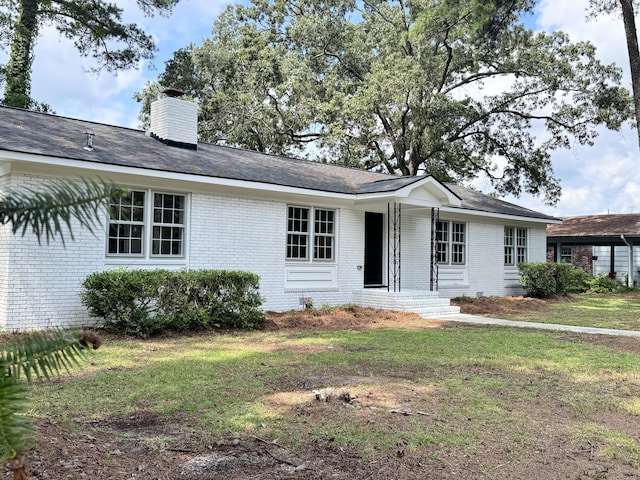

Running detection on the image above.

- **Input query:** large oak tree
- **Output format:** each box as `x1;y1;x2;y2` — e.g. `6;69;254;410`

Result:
0;0;180;110
138;0;633;204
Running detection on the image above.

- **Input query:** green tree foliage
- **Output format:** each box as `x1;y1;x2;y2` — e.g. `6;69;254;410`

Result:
0;331;97;466
588;0;640;150
0;178;116;476
0;0;181;109
137;0;633;204
0;178;126;245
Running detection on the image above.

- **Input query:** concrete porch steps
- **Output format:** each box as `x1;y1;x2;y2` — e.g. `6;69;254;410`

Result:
353;289;460;316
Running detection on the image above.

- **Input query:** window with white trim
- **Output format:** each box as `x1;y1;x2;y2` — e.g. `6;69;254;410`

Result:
287;206;335;261
108;190;186;257
436;221;465;265
152;193;186;255
108;191;145;255
504;226;527;265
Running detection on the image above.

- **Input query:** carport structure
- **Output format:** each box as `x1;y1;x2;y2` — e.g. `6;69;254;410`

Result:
546;214;640;286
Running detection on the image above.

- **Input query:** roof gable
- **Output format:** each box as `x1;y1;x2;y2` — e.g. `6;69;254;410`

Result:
386;176;461;207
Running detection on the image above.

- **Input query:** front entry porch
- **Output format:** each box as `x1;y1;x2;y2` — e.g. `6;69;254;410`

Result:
353;289;460;317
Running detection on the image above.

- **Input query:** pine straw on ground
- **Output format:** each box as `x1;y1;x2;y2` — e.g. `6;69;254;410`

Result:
450;294;576;316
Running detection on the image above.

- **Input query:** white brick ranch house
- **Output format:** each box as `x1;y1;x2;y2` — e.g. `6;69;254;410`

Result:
0;96;559;330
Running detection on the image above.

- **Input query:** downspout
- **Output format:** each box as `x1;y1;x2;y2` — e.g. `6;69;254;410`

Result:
621;235;634;287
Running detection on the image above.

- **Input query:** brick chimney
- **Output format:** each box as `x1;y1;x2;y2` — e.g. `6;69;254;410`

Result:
149;89;198;150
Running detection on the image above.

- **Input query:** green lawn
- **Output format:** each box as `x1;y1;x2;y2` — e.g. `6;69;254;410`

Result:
26;321;640;473
494;294;640;330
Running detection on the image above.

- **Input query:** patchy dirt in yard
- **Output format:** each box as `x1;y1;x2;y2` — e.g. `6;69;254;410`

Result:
5;302;640;480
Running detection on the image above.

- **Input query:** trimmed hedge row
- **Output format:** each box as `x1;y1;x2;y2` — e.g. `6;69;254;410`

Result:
81;269;264;337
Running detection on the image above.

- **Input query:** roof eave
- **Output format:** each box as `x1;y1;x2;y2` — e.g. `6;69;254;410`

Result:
440;205;562;224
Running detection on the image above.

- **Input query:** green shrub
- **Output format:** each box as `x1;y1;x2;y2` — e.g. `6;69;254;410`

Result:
80;269;169;337
564;266;592;293
518;262;590;298
586;273;622;294
81;269;264;337
450;295;475;304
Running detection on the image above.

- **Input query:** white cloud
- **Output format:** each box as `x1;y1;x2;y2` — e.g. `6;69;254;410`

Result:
26;26;147;127
509;0;639;216
558;187;605;215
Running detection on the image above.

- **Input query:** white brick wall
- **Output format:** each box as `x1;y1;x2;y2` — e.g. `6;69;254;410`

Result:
188;192;289;310
466;222;505;297
400;214;431;290
528;227;548;262
331;208;364;306
434;220;547;299
375;212;541;298
0;173;11;329
189;193;365;311
1;176;371;329
3;174;107;330
0;169;553;329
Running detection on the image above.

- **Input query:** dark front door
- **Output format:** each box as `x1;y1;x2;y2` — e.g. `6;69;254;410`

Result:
364;212;384;286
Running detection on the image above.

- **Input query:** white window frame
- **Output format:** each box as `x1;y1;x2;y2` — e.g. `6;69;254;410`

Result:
286;205;336;262
505;226;527;266
437;220;466;265
107;190;145;256
436;220;449;264
107;189;187;258
151;192;187;257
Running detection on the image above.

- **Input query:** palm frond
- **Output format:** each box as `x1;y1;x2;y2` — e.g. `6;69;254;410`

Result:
0;178;128;245
0;330;87;383
0;375;34;462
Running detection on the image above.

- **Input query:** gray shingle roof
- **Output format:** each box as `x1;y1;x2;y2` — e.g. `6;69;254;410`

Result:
0;106;420;194
444;184;559;221
0;106;556;220
547;214;640;237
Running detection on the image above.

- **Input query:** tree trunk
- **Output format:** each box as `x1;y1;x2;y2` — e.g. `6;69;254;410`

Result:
8;454;28;480
3;0;39;109
620;0;640;149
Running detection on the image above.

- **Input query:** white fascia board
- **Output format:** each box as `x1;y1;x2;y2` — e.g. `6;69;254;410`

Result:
0;162;11;176
439;206;561;225
2;151;466;210
1;151;359;202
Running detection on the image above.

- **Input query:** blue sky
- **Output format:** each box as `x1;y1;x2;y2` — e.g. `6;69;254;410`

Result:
1;0;638;218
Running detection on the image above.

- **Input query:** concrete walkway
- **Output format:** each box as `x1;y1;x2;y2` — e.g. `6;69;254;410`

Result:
429;313;640;337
